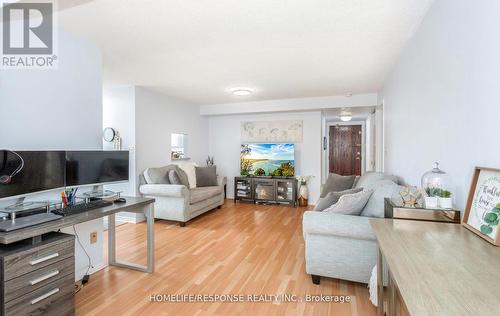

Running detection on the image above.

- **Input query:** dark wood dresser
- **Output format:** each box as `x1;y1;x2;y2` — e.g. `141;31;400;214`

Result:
0;232;75;316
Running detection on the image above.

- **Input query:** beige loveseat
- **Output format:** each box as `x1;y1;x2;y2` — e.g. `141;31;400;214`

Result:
139;166;226;226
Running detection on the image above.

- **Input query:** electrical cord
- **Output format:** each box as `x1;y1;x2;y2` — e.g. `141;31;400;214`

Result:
72;225;93;280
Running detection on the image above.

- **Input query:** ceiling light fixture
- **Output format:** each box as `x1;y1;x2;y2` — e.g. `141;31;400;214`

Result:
340;109;352;122
230;87;254;96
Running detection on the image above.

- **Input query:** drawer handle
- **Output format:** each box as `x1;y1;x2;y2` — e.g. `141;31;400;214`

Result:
30;288;59;305
29;270;60;285
29;252;59;266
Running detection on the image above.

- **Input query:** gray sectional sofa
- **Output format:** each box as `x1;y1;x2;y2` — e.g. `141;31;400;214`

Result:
139;166;226;226
303;172;402;284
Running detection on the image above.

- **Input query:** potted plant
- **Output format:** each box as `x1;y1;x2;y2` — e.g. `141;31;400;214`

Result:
424;187;441;209
439;190;453;209
296;175;314;207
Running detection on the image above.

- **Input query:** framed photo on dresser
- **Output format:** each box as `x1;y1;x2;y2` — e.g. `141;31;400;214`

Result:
463;167;500;246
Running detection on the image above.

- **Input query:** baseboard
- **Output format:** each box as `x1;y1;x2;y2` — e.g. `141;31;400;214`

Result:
116;212;146;223
103;212;145;226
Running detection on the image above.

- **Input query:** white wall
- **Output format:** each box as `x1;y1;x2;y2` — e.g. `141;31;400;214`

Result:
383;0;500;209
0;30;104;280
135;87;208;178
208;111;322;202
102;86;136;197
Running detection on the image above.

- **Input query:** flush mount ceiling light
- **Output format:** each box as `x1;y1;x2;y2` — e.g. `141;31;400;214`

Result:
340;109;352;122
230;87;254;96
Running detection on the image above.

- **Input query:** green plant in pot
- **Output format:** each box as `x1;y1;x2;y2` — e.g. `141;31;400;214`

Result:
423;186;441;209
438;189;453;209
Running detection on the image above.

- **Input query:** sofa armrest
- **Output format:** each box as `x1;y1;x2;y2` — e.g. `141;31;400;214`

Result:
139;184;189;198
303;211;376;241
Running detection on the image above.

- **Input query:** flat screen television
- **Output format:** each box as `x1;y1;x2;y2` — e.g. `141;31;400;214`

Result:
66;151;129;187
240;143;295;177
0;151;66;200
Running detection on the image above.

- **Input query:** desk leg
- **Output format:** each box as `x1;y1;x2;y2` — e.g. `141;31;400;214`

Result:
377;246;384;316
108;204;155;273
146;204;154;273
388;271;396;316
108;213;116;263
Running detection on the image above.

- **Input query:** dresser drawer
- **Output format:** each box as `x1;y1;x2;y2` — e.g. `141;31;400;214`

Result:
4;256;74;303
5;273;75;316
3;240;74;281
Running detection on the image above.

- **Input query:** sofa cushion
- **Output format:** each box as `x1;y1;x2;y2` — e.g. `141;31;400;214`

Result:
355;172;399;189
144;165;190;187
320;173;357;198
144;166;172;184
195;166;218;187
168;170;181;184
176;162;198;188
361;179;403;217
190;186;221;204
314;188;363;211
323;189;373;215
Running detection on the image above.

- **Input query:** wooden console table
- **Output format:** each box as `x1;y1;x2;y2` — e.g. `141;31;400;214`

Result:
370;219;500;316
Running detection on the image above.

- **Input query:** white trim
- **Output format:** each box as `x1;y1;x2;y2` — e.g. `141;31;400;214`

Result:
375;104;384;172
322;121;366;181
103;212;145;226
200;93;378;116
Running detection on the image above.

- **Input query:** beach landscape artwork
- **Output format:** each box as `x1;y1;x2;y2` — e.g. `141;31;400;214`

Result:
240;144;295;177
241;120;303;142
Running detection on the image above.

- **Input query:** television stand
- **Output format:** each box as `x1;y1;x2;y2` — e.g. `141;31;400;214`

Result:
234;177;297;207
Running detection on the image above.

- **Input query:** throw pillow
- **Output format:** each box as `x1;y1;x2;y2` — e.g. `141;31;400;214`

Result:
323;189;374;215
143;166;172;184
355;172;399;189
173;166;190;187
320;173;356;198
195;166;218;187
176;162;198;188
168;170;182;185
361;179;404;218
314;188;363;211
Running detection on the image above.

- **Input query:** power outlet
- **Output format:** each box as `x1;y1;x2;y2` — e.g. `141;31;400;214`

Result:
90;232;97;244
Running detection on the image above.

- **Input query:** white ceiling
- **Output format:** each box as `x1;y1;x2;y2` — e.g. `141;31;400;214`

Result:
58;0;433;105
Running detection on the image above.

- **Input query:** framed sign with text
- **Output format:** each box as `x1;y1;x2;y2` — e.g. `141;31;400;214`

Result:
463;167;500;246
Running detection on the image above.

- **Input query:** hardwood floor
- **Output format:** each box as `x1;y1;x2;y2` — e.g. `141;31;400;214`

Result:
75;200;376;316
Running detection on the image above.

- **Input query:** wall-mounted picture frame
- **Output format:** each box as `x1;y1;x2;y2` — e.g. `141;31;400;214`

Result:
463;167;500;246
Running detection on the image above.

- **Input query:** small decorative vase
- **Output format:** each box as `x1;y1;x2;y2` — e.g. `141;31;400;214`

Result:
439;197;453;209
424;196;438;209
298;182;309;207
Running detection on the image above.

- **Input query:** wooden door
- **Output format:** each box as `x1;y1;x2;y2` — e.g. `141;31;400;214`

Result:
329;125;362;176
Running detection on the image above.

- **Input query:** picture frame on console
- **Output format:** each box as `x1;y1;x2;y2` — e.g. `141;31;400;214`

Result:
462;167;500;246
